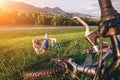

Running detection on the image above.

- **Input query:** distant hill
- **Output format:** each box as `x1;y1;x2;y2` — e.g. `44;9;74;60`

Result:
2;1;40;12
39;7;66;14
1;1;93;18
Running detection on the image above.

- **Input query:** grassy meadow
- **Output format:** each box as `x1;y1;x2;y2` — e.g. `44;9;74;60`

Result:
0;27;98;80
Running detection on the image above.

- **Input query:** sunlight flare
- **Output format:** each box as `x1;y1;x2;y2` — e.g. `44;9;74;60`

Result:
0;0;6;7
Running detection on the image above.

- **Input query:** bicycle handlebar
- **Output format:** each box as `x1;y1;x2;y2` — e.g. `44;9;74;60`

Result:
72;16;90;37
98;0;120;37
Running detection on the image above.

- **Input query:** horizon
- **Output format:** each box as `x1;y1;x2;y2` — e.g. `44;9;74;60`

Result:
0;0;120;18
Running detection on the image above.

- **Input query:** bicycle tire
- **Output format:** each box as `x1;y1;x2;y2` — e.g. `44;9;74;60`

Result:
23;59;68;80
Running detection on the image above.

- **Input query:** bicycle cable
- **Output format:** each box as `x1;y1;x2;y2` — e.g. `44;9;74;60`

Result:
93;34;103;80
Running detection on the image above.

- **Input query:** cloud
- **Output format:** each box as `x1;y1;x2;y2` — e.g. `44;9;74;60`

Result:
78;1;120;17
112;2;120;13
77;2;100;17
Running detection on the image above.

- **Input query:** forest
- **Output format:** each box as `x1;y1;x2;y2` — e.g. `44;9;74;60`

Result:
0;9;100;26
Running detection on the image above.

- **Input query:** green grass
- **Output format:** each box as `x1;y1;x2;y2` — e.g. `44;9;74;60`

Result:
0;28;98;80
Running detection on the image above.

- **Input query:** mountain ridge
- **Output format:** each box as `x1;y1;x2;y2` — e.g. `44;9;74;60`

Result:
1;1;93;18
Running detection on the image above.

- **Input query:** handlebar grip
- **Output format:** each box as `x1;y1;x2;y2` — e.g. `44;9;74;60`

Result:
98;0;117;22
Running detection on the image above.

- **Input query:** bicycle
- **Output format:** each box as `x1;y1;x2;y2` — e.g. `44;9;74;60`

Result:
23;0;120;80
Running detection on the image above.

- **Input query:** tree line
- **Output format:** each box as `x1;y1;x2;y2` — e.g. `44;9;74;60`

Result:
0;9;99;26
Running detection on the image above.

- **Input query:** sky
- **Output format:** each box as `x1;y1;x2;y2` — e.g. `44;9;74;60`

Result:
10;0;120;17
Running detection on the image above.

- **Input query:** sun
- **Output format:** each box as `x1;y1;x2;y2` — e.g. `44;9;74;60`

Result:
0;0;6;6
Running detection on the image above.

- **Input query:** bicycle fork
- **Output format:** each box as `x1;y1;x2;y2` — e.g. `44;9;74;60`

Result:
101;35;120;80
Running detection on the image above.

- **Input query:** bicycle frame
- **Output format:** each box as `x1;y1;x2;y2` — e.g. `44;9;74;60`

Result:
53;26;120;79
74;0;120;79
64;47;112;75
58;0;120;79
53;33;113;76
52;44;112;78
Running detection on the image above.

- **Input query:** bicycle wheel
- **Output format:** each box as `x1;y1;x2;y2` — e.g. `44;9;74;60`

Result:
23;58;69;80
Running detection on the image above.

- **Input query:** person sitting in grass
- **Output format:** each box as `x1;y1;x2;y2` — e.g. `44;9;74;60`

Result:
32;33;60;55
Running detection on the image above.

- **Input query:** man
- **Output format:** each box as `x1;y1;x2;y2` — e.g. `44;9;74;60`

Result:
32;33;57;54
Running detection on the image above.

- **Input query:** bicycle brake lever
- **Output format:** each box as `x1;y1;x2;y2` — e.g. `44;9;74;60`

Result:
86;30;101;52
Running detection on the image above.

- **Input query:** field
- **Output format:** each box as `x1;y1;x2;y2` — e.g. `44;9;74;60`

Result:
0;28;98;80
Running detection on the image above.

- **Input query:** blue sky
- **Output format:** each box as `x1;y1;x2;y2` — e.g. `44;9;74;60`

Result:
11;0;120;17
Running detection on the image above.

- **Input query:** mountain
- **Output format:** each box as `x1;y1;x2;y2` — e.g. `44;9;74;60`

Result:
1;1;66;14
1;1;92;17
40;7;65;14
2;1;40;12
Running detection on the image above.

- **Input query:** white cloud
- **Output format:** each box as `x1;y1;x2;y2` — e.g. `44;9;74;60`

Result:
78;1;120;17
113;2;120;13
77;2;100;17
